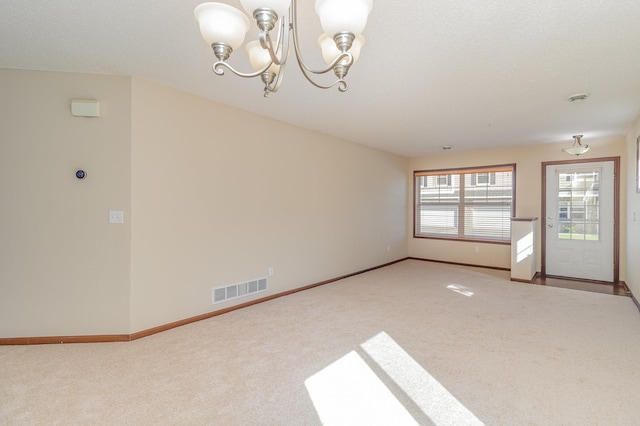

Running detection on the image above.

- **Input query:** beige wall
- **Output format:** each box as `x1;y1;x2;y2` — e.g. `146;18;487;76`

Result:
0;69;132;337
2;67;634;338
626;115;640;295
129;78;407;332
408;137;627;279
0;70;407;337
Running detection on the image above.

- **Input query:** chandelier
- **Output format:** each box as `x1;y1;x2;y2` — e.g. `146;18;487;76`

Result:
562;134;590;156
194;0;373;97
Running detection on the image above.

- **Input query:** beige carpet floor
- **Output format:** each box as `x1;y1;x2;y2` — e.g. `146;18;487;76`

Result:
1;259;639;425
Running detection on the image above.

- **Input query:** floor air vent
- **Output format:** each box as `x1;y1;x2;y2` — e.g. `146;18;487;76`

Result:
212;277;268;304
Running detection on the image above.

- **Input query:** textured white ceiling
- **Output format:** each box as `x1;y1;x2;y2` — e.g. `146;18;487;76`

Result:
1;0;639;157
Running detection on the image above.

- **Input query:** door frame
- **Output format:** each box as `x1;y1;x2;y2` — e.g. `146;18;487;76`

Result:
541;156;620;282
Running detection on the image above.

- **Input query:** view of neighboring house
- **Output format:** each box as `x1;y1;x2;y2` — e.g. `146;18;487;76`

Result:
557;170;600;241
415;169;514;241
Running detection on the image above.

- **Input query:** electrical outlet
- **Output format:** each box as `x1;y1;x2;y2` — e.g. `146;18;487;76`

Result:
474;246;480;253
268;267;274;277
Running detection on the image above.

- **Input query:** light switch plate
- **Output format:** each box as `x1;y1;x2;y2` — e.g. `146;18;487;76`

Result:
109;210;124;224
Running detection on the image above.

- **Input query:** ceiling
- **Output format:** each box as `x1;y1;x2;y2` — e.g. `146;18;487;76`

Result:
1;0;639;158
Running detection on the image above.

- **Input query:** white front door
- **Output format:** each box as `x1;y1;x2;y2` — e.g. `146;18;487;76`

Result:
544;160;615;282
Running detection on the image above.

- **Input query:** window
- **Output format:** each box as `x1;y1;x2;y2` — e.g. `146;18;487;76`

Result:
470;172;496;186
556;169;600;241
414;164;515;243
436;175;451;186
421;175;451;187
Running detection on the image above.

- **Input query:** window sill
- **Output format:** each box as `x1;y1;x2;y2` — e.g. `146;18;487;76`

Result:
413;235;511;245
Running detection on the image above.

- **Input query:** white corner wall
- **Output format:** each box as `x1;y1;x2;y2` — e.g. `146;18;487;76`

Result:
129;78;408;333
0;69;132;337
626;115;640;296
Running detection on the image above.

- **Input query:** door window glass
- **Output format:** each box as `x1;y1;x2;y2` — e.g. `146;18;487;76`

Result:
557;169;600;241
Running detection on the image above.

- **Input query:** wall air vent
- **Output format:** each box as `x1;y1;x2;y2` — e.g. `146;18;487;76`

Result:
212;277;268;304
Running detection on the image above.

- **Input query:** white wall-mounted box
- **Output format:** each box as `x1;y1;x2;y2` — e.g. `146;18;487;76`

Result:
71;99;100;117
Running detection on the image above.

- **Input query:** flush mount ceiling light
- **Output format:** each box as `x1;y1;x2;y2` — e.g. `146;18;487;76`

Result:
194;0;373;97
562;134;590;156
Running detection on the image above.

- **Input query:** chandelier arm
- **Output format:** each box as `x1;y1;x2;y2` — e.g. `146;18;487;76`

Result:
298;50;354;76
295;59;349;91
211;12;290;80
303;75;347;91
212;60;271;79
260;12;289;66
320;52;354;74
259;17;289;97
263;57;287;96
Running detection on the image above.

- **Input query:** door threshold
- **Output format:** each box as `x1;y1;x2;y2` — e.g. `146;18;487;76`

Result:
533;275;629;297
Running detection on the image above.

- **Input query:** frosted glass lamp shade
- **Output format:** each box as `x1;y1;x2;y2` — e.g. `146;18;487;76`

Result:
245;40;279;73
562;134;590;156
318;34;365;65
194;2;250;50
563;146;590;156
241;0;291;18
315;0;373;37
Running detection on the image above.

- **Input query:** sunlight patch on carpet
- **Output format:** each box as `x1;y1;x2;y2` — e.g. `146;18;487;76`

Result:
305;350;418;425
305;331;483;425
447;284;475;297
361;332;484;426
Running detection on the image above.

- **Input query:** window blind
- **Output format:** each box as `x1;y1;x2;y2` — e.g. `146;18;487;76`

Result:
414;165;515;242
